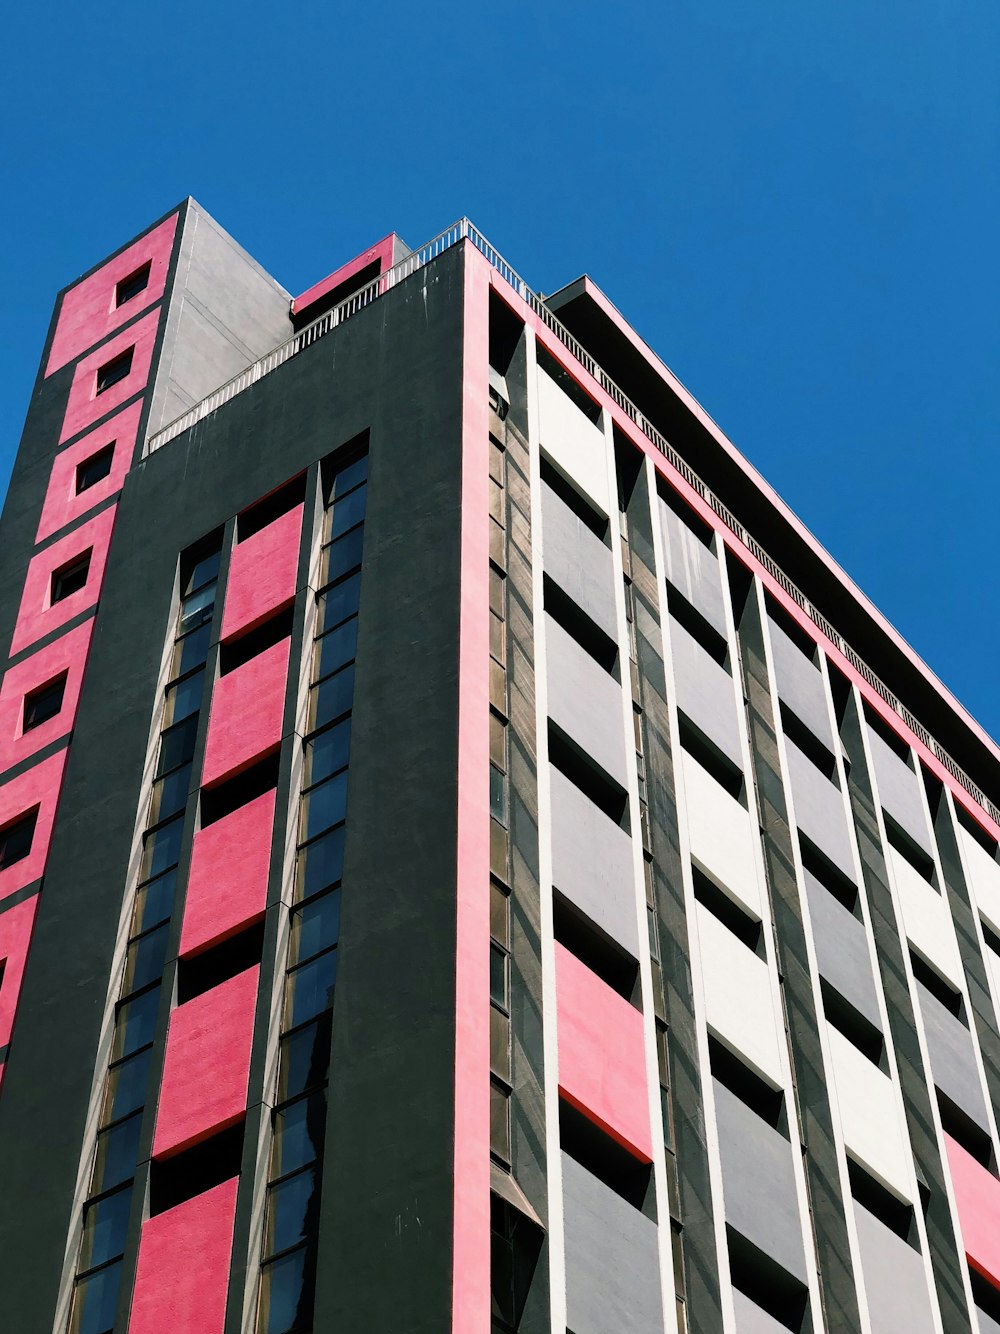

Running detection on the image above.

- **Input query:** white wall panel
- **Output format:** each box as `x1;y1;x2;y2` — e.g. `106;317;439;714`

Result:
537;367;609;516
695;905;783;1086
682;752;762;920
825;1024;912;1201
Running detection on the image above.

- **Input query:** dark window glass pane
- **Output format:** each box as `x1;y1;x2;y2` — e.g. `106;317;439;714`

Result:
132;868;177;935
51;552;92;603
23;673;67;730
112;988;160;1061
0;808;37;869
179;582;216;633
149;763;191;825
490;1079;511;1164
257;1246;311;1334
70;1259;122;1334
95;348;133;395
271;1091;327;1179
308;664;355;733
290;890;341;967
76;444;115;494
115;262;151;307
184;550;221;596
323;526;364;586
172;622;211;678
285;950;338;1028
276;1013;332;1103
295;826;345;901
332;454;368;498
490;765;507;825
328;484;366;539
264;1167;319;1257
301;771;348;844
92;1113;142;1194
316;572;361;635
164;671;203;726
140;816;182;882
121;925;169;997
314;617;358;682
79;1186;131;1271
157;715;199;776
103;1048;152;1124
304;719;351;788
490;944;508;1009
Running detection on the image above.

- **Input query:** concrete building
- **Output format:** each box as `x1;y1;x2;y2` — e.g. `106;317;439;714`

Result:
1;201;1000;1333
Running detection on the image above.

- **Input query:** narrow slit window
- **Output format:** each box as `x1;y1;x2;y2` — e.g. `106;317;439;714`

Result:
23;672;67;731
75;444;116;494
51;550;92;603
95;348;134;395
114;262;151;308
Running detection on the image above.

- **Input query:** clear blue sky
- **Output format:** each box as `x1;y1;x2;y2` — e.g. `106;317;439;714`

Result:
2;3;997;735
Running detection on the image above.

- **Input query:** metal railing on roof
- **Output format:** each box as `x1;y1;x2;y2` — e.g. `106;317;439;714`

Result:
145;218;1000;827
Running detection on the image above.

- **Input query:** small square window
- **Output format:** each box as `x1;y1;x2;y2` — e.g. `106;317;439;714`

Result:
0;808;37;870
23;673;67;731
115;262;151;308
95;348;134;395
51;551;92;604
75;444;116;494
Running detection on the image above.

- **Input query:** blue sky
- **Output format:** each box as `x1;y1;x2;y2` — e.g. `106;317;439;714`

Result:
2;2;997;734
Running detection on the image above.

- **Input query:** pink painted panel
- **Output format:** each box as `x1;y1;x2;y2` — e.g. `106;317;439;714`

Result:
201;638;290;788
36;401;139;544
9;506;116;657
179;789;275;958
58;308;159;446
0;749;68;905
0;895;40;1048
293;233;398;317
127;1176;238;1334
946;1133;1000;1287
152;966;259;1160
46;214;177;377
555;942;653;1161
0;619;94;771
220;504;303;643
452;249;492;1334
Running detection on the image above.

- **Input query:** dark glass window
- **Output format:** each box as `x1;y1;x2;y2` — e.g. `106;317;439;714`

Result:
91;1113;142;1194
276;1014;332;1103
121;925;169;997
140;816;182;882
314;617;358;681
316;572;361;636
132;868;177;936
490;765;507;825
171;622;211;679
257;1247;310;1334
102;1048;152;1125
0;808;37;869
111;987;160;1061
271;1091;327;1180
184;549;221;596
285;950;337;1028
149;763;191;825
70;1258;122;1334
490;943;509;1010
51;551;92;603
157;715;199;776
301;771;348;843
23;673;67;731
296;826;345;901
304;719;351;788
308;664;355;733
331;454;368;498
95;348;133;395
264;1167;319;1256
323;527;364;587
115;262;151;308
289;890;341;967
75;445;115;494
178;583;216;634
164;670;203;726
78;1186;131;1272
328;484;366;539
